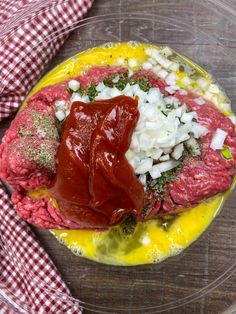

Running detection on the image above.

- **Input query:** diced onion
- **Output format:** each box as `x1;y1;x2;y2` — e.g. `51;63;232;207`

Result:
128;58;138;68
181;112;194;123
149;165;162;179
150;49;172;69
110;87;122;97
197;77;209;90
218;103;231;112
157;69;168;79
154;160;179;173
54;99;67;109
135;158;153;174
169;62;179;72
172;143;184;160
208;84;220;94
96;82;106;92
191;122;208;138
159;154;170;161
194;98;205;106
139;174;147;186
210;128;228;150
148;58;156;65
229;115;236;125
161;46;173;57
142;62;153;70
185;137;201;156
68;79;80;91
55;110;65;121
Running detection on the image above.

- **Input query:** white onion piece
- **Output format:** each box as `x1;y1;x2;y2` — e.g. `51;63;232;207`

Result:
152;65;162;75
161;46;173;57
131;84;140;94
139;174;147;186
191;122;208;138
135;158;153;174
229;115;236;125
128;69;134;77
71;93;89;102
96;82;106;92
142;62;153;70
149;165;162;179
194;98;205;106
218;103;231;112
210;128;228;150
147;148;163;160
165;86;175;94
110;87;122;97
112;75;120;83
147;49;172;68
155;160;179;173
197;77;209;90
128;58;138;68
159;154;170;161
148;58;156;65
185;137;201;156
163;148;172;154
55;99;67;109
181;112;196;123
172;143;184;160
157;70;169;79
68;79;80;91
208;84;219;94
55;110;65;121
181;76;192;85
175;133;190;144
146;88;162;104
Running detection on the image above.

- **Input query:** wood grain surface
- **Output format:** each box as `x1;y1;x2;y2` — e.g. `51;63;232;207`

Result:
1;0;236;313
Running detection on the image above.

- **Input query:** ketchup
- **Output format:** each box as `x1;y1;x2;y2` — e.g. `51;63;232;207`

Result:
49;96;144;229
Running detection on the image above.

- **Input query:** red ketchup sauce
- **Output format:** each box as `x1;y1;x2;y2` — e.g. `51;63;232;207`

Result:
49;96;144;229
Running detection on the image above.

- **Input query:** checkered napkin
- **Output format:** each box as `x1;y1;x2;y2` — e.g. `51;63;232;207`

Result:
0;0;94;313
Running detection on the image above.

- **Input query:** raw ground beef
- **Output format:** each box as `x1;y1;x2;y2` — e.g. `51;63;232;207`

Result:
0;66;236;229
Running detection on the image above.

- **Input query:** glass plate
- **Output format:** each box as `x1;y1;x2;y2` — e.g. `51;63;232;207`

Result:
2;1;236;312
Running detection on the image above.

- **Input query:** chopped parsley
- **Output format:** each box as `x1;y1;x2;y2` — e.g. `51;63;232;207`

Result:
115;76;128;91
103;77;113;87
87;83;98;101
137;77;151;92
120;216;137;235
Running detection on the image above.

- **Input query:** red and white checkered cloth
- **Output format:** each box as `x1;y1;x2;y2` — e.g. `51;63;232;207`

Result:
0;0;94;313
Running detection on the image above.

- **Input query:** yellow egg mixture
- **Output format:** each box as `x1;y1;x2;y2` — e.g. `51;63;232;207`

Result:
25;42;235;266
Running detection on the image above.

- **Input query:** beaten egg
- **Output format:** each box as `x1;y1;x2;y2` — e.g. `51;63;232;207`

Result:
26;42;235;266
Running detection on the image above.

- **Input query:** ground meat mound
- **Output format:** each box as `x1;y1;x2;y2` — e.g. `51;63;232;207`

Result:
0;89;62;190
12;189;83;229
1;66;236;229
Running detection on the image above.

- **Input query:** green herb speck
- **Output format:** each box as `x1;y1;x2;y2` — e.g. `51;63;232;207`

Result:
120;216;137;235
87;83;98;101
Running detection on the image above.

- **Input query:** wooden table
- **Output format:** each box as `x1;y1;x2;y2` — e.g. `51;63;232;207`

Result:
1;0;236;313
